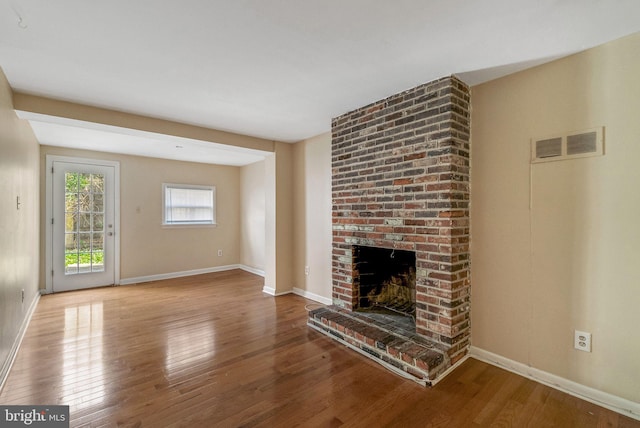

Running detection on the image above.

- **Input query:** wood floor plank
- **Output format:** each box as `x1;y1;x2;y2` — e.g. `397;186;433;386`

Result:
0;269;637;427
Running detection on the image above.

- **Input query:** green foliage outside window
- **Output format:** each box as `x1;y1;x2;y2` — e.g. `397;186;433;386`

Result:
65;251;104;267
64;172;105;268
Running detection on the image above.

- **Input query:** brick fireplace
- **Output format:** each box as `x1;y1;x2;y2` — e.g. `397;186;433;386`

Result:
308;75;470;384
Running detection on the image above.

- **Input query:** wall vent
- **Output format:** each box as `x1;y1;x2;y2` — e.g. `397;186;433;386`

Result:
567;131;598;156
535;137;562;159
532;127;604;163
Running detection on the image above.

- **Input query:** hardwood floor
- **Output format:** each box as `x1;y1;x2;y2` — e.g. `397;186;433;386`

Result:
1;270;637;427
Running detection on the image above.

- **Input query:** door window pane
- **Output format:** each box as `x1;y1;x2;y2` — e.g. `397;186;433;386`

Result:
64;172;107;275
93;214;104;230
92;194;104;213
90;174;104;193
65;212;78;232
79;213;91;232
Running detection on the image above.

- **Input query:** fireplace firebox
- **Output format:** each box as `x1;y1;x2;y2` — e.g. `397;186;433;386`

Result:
353;246;416;319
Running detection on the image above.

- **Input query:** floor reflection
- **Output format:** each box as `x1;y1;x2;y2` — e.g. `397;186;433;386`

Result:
165;324;215;377
63;302;105;410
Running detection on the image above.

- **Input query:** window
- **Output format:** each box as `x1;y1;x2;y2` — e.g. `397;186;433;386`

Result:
163;183;216;226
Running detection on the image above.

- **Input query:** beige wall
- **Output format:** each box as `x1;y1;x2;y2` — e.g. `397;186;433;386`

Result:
39;146;241;282
274;143;294;294
292;132;332;302
0;68;40;382
14;93;276;153
264;142;294;294
264;153;277;291
471;32;640;402
240;160;265;271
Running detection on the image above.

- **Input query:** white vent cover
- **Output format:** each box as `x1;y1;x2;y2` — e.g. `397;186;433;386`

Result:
532;127;604;163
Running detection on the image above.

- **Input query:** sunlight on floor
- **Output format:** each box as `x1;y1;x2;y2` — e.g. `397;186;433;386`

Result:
63;303;104;410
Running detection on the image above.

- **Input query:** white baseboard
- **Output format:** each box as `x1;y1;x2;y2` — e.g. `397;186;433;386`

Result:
261;286;332;305
469;346;640;421
120;264;241;285
431;354;470;386
0;292;40;394
262;286;292;296
239;265;265;277
292;287;332;305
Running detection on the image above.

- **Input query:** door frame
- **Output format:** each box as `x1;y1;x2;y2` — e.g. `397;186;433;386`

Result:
45;155;121;293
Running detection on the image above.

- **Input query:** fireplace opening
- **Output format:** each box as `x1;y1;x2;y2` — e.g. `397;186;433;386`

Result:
353;245;416;320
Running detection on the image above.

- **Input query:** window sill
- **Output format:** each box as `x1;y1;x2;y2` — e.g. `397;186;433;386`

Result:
161;223;218;229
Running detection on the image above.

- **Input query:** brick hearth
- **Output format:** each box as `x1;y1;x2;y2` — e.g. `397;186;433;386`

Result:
308;306;448;384
309;75;470;383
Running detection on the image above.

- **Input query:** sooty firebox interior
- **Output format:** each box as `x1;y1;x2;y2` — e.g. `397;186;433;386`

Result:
353;245;416;319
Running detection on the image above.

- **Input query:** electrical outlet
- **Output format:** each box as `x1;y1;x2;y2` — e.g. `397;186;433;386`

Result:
574;330;591;352
217;250;223;257
304;266;310;276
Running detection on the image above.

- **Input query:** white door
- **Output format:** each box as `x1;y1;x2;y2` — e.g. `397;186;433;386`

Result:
51;160;116;292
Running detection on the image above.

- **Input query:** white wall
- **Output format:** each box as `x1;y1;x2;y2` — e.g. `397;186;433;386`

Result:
292;132;332;303
240;160;265;272
471;32;640;403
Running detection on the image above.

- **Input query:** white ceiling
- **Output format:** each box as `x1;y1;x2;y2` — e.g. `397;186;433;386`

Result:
16;111;272;166
2;0;640;165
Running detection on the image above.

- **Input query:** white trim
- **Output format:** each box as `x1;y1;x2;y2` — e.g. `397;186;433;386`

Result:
469;346;640;421
161;223;217;229
0;293;40;394
113;161;121;285
262;286;292;296
45;157;53;292
262;287;332;305
120;264;240;285
240;265;265;277
292;287;332;305
45;155;121;293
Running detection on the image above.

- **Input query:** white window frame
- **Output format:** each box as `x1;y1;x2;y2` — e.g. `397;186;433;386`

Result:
162;183;216;227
